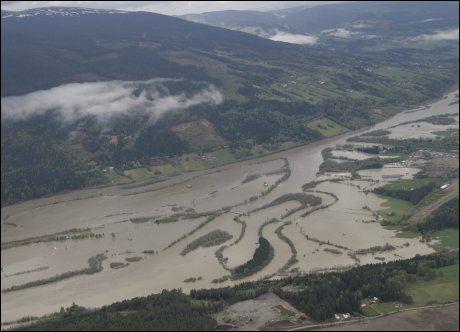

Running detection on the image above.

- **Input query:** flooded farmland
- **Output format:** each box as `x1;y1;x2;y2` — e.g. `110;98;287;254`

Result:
1;90;459;323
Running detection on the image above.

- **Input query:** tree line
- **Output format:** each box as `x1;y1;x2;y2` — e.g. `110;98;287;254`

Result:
17;251;457;330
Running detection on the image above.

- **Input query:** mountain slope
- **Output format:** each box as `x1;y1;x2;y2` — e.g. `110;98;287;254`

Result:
1;7;298;97
1;7;458;205
182;1;459;50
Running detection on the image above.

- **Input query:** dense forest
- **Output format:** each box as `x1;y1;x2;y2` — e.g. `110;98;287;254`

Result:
19;290;220;331
231;236;273;279
350;135;460;155
419;197;459;233
18;251;457;330
374;181;438;205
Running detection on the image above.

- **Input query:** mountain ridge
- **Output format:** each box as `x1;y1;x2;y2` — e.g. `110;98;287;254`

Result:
1;3;458;205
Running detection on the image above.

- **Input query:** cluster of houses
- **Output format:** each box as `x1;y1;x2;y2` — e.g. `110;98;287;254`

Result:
334;313;350;320
334;296;407;321
198;154;216;160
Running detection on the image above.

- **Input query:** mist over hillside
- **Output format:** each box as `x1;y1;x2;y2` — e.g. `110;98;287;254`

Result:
181;1;459;48
1;4;458;204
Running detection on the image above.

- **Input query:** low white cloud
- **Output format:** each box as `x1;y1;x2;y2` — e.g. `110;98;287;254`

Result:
413;28;459;41
237;26;274;39
270;31;317;44
219;26;317;45
350;23;370;29
322;28;359;38
422;18;443;23
1;79;223;123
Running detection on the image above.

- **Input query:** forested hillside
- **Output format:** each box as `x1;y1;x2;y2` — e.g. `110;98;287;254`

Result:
182;1;460;51
1;6;458;205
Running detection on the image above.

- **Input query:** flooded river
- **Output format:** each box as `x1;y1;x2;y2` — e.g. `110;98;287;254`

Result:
1;90;459;323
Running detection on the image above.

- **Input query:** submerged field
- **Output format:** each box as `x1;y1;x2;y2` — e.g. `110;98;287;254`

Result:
1;90;459;326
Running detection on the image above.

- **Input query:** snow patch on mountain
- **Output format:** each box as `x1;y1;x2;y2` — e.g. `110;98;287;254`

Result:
1;7;127;19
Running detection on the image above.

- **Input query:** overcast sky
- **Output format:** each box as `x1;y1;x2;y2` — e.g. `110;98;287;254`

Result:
1;1;340;15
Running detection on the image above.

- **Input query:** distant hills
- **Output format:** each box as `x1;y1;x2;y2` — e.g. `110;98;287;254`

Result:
1;4;458;205
181;1;459;49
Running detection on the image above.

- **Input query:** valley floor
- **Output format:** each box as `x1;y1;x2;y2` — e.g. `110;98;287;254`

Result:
1;90;459;325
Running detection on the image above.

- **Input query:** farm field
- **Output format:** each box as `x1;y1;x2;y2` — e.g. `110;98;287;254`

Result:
317;303;459;331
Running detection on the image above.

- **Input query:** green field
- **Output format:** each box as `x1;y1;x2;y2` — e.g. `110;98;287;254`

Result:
123;167;153;182
148;164;178;177
105;164;180;185
363;263;459;317
434;128;459;138
306;118;348;137
362;301;405;317
206;149;236;166
429;228;459;251
104;170;133;185
180;148;236;172
406;263;459;306
374;66;420;81
373;301;401;314
171;119;227;151
361;305;380;317
394;230;419;239
379;178;443;192
377;195;415;226
378;150;410;161
179;155;206;172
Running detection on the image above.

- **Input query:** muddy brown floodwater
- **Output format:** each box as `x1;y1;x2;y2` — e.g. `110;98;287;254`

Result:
1;90;459;323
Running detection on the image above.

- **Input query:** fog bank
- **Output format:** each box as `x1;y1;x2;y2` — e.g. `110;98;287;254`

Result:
1;79;223;123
